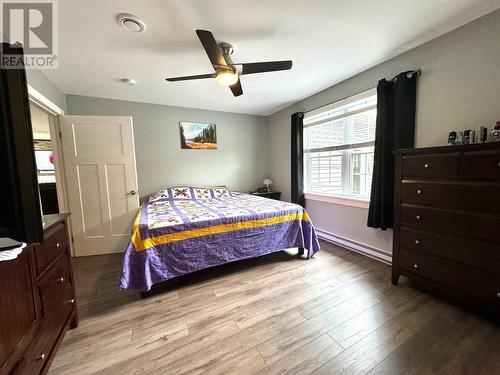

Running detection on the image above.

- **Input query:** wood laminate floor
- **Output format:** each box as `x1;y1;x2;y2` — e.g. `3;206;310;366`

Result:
48;241;500;375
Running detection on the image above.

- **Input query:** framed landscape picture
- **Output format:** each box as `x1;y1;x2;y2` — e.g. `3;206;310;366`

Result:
179;121;217;149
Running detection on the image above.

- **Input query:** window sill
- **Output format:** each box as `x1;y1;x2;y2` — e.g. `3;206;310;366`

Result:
304;193;370;209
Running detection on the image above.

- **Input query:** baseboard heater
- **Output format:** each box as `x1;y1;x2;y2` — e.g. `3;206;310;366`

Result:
315;228;392;265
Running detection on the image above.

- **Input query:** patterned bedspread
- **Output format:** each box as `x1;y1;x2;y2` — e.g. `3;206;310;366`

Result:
119;186;320;291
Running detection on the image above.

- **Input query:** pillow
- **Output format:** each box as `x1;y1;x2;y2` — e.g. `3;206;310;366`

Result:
187;184;227;189
148;185;232;202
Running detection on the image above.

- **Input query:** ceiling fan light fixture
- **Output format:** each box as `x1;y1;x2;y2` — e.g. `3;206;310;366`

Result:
215;70;239;86
165;29;293;97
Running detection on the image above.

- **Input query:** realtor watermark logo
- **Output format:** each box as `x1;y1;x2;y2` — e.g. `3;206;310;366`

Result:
1;0;58;69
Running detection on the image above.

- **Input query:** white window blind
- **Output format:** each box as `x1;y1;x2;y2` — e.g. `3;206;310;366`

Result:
304;88;377;199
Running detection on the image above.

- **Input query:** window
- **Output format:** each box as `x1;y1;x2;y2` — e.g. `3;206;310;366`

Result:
304;88;376;200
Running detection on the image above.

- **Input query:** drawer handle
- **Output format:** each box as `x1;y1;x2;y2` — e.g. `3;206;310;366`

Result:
424;163;430;168
54;242;61;248
66;299;75;304
497;162;500;167
497;293;500;298
36;353;46;361
415;215;421;220
57;277;65;283
414;239;420;245
413;264;419;269
416;189;422;194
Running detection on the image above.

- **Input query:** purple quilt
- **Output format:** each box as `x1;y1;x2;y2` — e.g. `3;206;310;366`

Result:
119;186;320;291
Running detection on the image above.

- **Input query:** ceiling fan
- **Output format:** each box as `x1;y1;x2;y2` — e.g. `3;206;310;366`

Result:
165;29;293;97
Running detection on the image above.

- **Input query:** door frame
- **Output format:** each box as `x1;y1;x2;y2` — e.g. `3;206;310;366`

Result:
28;85;74;255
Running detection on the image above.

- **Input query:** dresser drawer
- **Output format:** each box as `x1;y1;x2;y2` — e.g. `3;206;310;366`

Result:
400;204;500;243
460;150;500;181
17;299;72;375
22;262;74;375
400;227;500;275
10;353;46;375
35;223;67;276
399;249;500;306
400;181;500;214
402;153;459;179
38;252;74;319
17;317;61;375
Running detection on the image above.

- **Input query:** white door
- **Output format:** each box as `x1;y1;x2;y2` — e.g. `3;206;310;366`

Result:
60;116;139;256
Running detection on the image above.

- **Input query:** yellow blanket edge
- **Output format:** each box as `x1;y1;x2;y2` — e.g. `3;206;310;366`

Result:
131;211;309;252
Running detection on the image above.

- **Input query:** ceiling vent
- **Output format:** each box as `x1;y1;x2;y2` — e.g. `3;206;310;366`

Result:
117;13;146;33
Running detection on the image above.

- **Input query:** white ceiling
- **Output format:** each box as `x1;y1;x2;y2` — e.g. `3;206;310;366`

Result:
45;0;500;115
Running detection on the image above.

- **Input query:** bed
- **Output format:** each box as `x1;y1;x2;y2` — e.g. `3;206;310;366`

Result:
119;186;320;293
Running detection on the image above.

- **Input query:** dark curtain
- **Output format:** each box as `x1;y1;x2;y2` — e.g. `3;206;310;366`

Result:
367;71;418;230
291;112;305;207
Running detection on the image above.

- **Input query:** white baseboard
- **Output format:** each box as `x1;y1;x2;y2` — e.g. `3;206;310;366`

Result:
316;228;392;265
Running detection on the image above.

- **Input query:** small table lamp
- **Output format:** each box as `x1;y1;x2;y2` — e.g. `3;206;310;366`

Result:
263;178;273;192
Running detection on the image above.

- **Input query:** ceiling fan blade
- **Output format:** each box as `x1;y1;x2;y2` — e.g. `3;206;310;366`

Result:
195;29;227;68
236;60;293;75
229;79;243;97
165;73;214;82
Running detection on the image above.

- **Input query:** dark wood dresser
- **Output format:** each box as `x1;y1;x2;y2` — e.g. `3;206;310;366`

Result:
0;214;78;375
392;143;500;314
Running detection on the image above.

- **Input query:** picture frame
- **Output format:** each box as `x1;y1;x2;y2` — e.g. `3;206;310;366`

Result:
179;121;217;150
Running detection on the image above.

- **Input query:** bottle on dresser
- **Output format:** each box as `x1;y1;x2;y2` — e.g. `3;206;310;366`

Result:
491;121;500;142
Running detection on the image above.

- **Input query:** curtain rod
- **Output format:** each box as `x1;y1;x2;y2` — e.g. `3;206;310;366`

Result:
303;87;376;117
388;68;421;82
303;68;422;116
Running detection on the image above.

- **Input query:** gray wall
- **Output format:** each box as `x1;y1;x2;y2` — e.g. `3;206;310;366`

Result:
66;95;269;198
268;10;500;255
24;9;500;257
26;69;67;112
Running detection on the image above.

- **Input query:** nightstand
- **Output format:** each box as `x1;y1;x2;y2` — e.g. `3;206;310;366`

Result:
251;191;281;200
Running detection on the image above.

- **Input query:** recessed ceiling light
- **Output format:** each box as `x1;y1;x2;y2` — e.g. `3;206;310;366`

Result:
121;78;138;86
117;13;146;32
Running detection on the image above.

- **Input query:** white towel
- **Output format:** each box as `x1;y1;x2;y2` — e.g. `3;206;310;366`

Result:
0;242;27;262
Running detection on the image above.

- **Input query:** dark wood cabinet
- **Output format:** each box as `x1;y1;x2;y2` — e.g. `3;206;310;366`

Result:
0;251;38;372
0;214;77;375
392;143;500;315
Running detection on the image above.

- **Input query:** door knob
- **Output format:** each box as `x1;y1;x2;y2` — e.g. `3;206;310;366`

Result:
129;190;137;196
